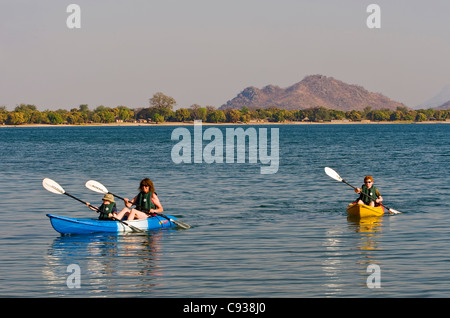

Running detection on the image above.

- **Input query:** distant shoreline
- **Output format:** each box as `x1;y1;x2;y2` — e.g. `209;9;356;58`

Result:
1;120;449;128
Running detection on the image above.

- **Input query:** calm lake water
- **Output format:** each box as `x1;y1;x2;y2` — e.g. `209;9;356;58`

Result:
0;123;449;298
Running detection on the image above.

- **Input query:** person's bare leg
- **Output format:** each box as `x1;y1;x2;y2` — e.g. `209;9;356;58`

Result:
115;207;131;220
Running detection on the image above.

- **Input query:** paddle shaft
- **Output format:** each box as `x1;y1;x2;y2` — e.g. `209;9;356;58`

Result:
63;192;143;232
63;192;105;214
64;192;91;206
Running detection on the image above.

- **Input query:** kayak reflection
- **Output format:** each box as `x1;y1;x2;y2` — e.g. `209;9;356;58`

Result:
347;216;383;250
42;232;168;296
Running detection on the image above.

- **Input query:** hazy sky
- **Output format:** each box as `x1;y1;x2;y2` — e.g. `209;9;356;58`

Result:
1;0;449;110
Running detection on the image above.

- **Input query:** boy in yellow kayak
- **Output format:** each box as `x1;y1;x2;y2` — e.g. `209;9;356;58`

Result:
354;175;383;207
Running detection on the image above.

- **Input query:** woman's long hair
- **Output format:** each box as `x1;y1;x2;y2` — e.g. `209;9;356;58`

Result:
139;178;155;192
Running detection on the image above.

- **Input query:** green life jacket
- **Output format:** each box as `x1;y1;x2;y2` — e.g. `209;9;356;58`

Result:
135;191;156;214
359;185;380;205
98;202;116;220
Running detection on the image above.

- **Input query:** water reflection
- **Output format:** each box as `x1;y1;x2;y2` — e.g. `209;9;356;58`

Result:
347;216;383;253
321;216;384;295
321;225;346;296
43;232;166;296
347;216;383;291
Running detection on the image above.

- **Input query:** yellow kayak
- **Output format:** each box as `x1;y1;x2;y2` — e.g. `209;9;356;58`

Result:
347;203;386;217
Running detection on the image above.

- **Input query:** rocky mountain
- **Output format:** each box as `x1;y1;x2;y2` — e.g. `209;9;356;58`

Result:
220;75;407;111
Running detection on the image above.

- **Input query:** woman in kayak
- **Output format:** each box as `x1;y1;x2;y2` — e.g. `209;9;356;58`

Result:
86;193;118;220
115;178;164;220
354;175;383;207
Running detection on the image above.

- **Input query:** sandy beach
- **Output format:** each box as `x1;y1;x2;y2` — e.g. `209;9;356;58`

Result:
2;120;449;128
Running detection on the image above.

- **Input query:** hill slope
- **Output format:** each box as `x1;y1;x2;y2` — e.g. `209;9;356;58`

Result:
416;85;450;109
221;75;407;111
435;100;450;110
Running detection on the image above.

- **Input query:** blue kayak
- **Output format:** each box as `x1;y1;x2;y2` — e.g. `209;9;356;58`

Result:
47;213;178;234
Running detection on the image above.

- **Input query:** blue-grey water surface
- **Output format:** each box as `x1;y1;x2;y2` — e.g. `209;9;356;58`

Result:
0;123;449;297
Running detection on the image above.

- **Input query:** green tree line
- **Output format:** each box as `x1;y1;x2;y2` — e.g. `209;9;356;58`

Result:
2;93;449;125
0;104;134;125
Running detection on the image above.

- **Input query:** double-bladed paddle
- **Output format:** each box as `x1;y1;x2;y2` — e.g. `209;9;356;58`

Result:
42;178;145;233
324;167;402;215
85;180;191;229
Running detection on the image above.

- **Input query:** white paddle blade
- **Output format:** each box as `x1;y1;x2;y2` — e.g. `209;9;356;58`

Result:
42;178;65;195
388;208;402;215
85;180;109;194
324;167;343;182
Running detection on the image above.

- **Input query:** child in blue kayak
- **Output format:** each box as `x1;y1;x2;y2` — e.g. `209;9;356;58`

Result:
86;193;118;220
354;175;383;207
